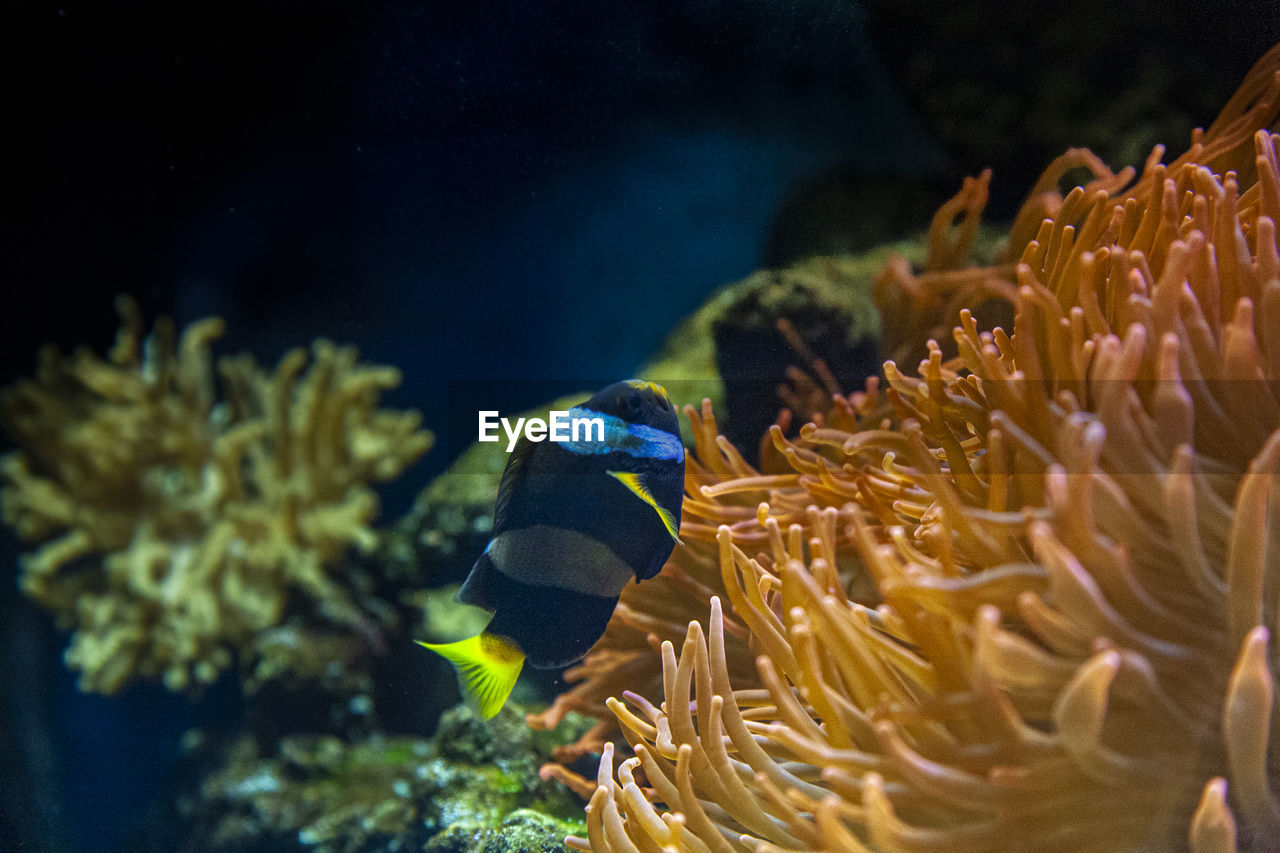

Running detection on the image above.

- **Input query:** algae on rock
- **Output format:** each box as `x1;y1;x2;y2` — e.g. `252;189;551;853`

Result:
176;703;591;853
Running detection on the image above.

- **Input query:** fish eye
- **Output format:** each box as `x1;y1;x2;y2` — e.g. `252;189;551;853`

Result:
616;389;644;418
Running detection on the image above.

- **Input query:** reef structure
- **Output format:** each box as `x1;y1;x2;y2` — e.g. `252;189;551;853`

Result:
0;298;432;694
547;43;1280;853
172;703;591;853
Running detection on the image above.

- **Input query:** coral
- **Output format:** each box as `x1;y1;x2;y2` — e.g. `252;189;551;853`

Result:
0;297;432;693
640;253;902;451
409;583;493;644
425;809;576;853
710;258;882;453
561;42;1280;853
175;703;592;853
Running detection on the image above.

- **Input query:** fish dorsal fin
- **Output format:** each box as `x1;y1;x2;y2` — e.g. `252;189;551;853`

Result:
607;470;683;544
417;632;525;719
492;435;536;530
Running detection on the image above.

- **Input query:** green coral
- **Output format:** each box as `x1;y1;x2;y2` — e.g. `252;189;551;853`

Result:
179;703;592;853
425;810;580;853
406;583;492;644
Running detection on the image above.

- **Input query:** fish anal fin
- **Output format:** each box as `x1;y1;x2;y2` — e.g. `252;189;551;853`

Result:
607;470;683;544
417;633;525;719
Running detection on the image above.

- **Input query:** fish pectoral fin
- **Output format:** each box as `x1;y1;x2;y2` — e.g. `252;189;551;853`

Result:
493;435;536;528
607;470;683;544
417;633;525;719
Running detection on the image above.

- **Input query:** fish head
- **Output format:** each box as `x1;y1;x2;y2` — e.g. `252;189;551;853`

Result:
583;379;679;435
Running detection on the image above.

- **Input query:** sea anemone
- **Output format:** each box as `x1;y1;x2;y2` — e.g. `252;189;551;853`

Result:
558;42;1280;853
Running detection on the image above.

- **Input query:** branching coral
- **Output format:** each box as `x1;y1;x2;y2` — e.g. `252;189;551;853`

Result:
0;298;432;693
562;42;1280;853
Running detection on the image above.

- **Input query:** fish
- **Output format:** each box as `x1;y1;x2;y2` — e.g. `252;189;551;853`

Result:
418;379;685;718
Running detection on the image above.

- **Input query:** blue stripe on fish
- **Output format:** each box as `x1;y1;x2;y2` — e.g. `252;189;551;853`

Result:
560;405;684;462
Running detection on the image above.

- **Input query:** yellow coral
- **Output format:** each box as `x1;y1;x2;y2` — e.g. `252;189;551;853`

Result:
0;297;432;693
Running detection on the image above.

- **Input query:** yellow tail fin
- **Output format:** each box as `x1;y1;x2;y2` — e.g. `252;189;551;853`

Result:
417;632;525;719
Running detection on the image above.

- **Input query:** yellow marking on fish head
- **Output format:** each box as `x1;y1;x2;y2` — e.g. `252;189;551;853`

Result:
625;379;670;405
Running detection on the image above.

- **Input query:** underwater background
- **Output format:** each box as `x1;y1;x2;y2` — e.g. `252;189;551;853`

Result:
4;2;1280;851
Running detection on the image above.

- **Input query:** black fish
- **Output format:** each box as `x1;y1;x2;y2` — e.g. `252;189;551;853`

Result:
419;380;685;717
